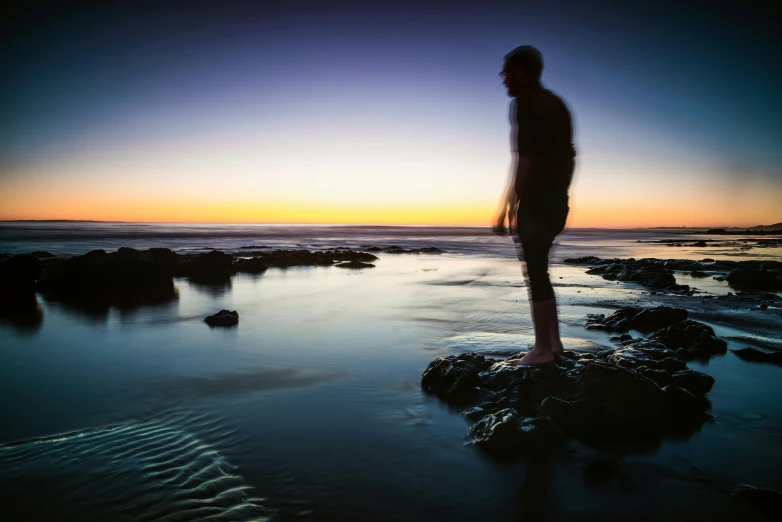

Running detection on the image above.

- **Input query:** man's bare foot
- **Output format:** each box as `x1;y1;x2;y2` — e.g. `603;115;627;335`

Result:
528;343;564;355
509;347;555;366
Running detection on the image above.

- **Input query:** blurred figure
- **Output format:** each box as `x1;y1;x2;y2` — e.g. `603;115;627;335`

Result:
493;46;576;365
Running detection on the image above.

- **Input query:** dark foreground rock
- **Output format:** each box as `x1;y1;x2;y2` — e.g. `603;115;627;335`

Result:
468;409;565;459
422;307;724;459
732;347;782;366
204;309;239;327
727;269;782;291
732;485;782;521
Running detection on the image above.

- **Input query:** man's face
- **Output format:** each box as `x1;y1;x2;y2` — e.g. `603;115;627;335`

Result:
501;61;529;97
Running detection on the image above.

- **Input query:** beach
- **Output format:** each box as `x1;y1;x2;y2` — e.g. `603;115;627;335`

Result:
1;223;781;521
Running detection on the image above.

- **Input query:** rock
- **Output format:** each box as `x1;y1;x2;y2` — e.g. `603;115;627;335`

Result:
468;409;565;459
732;484;782;521
585;307;639;331
707;229;727;234
630;306;688;332
662;385;706;422
37;249;176;308
732;348;782;366
584;458;618;479
652;320;727;359
335;261;375;269
29;251;55;258
609;334;633;343
689;270;709;277
204;309;239;327
606;340;684;371
186;251;235;283
421;353;493;403
0;254;42;289
234;257;269;274
702;258;715;262
692;241;708;247
727;269;782;291
670;369;715;395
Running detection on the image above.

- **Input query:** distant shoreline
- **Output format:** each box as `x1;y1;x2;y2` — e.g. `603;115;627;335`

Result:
1;219;780;232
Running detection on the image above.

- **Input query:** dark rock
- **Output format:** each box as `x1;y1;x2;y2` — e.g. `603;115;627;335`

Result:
630;306;688;332
689;270;709;277
37;249;176;308
727;269;782;291
732;348;782;366
234;257;269;274
421;353;493;403
186;251;235;283
29;251;55;258
702;258;715;262
670;369;715;395
584;459;618;479
732;484;782;521
662;385;707;422
692;241;708;247
468;409;565;459
335;261;375;269
585;307;639;331
707;229;727;234
609;334;633;343
204;309;239;327
0;254;42;289
652;320;727;359
606;340;684;371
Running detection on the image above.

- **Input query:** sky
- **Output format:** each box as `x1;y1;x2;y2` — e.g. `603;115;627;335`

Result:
1;0;780;227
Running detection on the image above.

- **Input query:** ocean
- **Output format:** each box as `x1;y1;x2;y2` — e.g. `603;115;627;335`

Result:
1;222;781;521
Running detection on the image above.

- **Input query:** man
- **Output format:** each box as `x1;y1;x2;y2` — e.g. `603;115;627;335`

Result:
493;45;576;365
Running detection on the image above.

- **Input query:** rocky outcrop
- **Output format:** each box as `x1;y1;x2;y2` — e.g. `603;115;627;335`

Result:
732;485;782;521
586;306;687;332
727;269;782;291
204;309;239;327
732;348;782;366
564;256;782;294
37;248;176;308
422;307;724;459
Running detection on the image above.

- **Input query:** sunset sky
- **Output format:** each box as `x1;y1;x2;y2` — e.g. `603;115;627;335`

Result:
1;1;780;227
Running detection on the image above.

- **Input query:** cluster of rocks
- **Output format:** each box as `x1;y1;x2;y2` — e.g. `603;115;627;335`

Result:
565;256;782;292
585;306;727;361
204;309;239;327
421;306;722;460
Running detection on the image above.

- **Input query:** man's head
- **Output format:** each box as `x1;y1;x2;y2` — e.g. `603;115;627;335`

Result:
501;45;543;97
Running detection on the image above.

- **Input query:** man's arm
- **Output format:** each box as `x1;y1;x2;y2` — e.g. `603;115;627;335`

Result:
493;156;531;233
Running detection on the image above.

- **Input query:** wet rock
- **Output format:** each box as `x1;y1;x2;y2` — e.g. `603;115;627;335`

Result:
732;348;782;366
606;340;684;371
421;353;493;403
335;261;375;269
0;254;42;289
727;269;782;291
384;246;445;254
204;309;239;327
692;241;708;247
689;270;709;277
631;306;688;332
234;257;269;274
468;409;565;459
651;320;727;360
662;385;706;422
732;484;782;521
584;458;618;479
670;369;715;395
609;334;633;343
585;306;687;333
37;249;176;308
585;307;639;331
185;251;235;283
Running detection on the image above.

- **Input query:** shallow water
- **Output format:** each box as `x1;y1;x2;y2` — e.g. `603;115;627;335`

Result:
1;225;781;521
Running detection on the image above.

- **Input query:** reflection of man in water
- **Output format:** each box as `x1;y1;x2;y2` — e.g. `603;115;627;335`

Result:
493;45;576;365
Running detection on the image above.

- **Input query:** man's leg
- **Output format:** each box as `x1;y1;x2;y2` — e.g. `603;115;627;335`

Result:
512;239;557;365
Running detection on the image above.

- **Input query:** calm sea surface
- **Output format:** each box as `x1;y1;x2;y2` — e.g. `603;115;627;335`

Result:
1;223;781;521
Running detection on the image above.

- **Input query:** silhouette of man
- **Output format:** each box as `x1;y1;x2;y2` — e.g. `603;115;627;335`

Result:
493;45;576;365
